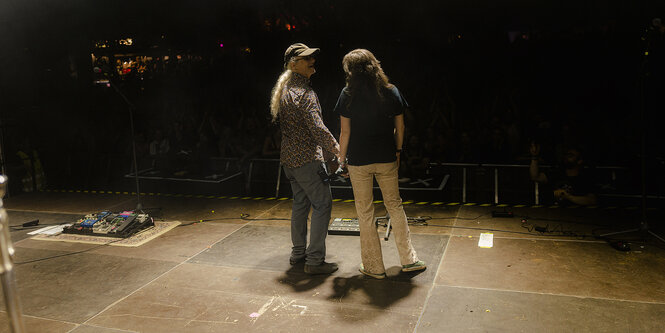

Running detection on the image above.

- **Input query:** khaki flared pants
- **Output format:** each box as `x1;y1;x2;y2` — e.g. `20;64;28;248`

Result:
348;161;419;274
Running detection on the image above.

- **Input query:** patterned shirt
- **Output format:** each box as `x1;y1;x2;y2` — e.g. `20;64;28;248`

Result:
279;73;339;168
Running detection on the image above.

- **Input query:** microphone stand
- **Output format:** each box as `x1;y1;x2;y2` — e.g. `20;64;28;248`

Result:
599;24;664;245
0;118;7;196
376;211;427;241
0;175;26;332
108;80;143;212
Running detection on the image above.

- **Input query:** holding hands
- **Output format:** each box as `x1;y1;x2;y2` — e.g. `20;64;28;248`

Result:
336;154;349;178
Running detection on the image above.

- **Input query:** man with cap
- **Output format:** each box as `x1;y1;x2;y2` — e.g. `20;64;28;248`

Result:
269;43;340;275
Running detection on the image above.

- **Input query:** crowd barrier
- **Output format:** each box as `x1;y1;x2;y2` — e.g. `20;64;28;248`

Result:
48;153;659;204
246;159;657;204
426;163;645;205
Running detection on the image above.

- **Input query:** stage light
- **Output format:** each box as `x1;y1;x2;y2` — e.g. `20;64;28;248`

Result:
219;43;224;48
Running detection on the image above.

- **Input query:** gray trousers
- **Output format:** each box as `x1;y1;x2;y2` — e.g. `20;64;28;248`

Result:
283;161;332;265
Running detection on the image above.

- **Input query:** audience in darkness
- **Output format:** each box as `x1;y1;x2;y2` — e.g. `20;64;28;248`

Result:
6;15;662;194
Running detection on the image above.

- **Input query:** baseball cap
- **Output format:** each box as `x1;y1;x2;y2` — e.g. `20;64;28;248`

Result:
284;43;320;65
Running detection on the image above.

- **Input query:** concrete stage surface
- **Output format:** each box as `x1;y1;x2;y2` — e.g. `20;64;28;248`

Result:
1;191;664;332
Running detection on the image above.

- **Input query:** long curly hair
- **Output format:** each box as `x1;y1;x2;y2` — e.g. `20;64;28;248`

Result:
342;49;393;100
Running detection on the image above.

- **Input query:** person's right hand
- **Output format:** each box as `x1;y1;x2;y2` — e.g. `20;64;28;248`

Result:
529;142;540;157
335;165;349;178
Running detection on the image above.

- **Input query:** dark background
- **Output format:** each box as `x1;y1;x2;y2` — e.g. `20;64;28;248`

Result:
0;0;664;199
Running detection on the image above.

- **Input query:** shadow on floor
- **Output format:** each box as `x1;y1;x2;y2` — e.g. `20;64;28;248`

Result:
328;267;425;308
275;263;330;293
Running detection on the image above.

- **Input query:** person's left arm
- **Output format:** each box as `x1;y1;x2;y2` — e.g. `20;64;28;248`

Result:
554;173;598;206
338;116;351;166
302;91;340;157
392;86;408;168
394;114;405;168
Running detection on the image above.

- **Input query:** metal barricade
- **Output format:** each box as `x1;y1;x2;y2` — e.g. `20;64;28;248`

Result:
483;164;530;204
246;158;282;197
428;162;631;204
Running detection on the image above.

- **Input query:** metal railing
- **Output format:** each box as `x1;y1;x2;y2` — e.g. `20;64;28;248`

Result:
246;158;282;197
65;152;656;204
428;162;636;204
242;159;648;204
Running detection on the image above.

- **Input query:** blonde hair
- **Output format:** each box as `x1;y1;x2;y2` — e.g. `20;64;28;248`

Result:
269;59;298;122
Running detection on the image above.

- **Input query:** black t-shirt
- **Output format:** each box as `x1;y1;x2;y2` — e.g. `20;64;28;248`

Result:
542;169;596;205
334;85;408;166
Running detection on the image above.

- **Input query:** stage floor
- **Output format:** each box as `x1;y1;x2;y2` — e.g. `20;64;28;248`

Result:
1;192;664;332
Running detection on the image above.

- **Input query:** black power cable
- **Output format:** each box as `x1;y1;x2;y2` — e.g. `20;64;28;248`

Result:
416;214;597;238
15;238;124;265
175;213;291;227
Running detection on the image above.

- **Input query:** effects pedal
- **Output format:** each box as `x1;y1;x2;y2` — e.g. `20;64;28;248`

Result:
93;213;118;234
328;218;360;236
64;211;152;238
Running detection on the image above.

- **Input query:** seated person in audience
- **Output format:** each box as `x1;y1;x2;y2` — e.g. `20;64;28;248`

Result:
148;128;170;172
399;134;429;182
262;125;281;158
149;128;170;156
529;142;597;206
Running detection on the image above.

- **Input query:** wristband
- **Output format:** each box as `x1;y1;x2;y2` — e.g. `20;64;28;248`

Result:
396;149;402;153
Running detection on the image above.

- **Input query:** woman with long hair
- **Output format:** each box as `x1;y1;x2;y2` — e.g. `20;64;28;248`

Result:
335;49;426;279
